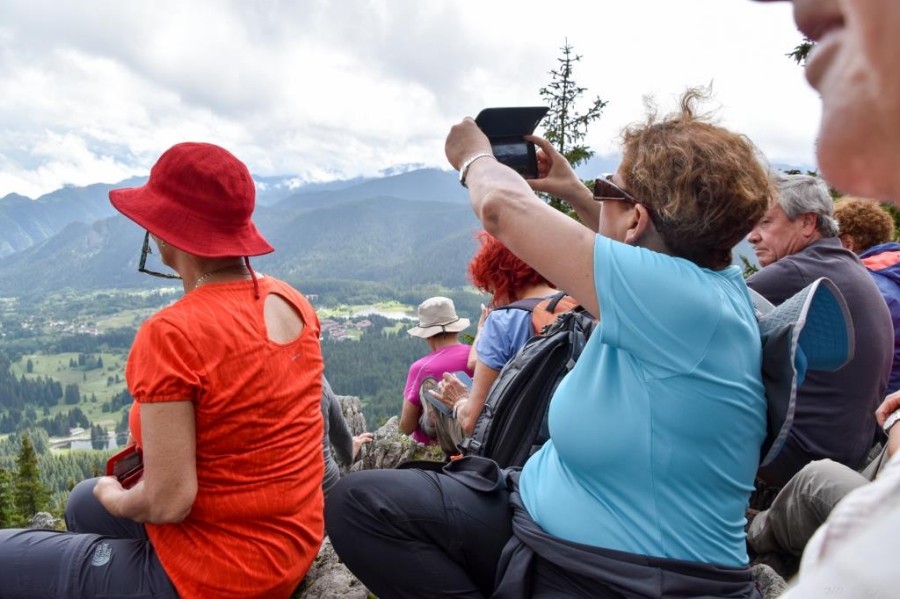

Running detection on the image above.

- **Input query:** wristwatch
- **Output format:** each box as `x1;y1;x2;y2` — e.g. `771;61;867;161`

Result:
884;409;900;434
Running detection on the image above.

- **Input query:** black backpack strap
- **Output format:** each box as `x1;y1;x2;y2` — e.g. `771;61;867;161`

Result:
498;292;572;314
494;297;543;313
544;291;569;313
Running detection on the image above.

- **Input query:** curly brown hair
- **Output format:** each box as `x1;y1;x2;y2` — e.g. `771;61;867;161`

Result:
834;197;895;253
618;88;774;269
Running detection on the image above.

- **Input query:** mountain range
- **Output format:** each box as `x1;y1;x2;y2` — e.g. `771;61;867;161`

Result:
0;168;482;298
0;166;758;299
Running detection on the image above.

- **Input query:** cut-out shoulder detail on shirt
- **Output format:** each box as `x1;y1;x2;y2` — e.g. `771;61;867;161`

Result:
265;292;305;343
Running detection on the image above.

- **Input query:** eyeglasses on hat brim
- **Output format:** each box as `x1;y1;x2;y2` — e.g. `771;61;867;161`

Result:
138;231;182;280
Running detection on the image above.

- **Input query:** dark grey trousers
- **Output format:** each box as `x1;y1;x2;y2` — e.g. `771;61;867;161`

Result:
325;467;513;598
0;477;177;598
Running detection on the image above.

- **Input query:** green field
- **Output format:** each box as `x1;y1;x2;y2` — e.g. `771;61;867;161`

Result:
9;352;128;429
93;308;159;329
316;300;414;321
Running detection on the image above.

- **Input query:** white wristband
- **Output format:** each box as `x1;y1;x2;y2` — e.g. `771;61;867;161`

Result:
884;409;900;434
459;153;495;188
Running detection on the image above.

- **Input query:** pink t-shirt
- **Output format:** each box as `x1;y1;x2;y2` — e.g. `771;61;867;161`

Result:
403;343;473;444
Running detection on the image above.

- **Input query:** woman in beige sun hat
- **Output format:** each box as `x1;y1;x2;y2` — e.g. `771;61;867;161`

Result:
399;296;473;454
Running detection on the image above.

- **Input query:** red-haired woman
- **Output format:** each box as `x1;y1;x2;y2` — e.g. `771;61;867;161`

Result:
442;231;560;437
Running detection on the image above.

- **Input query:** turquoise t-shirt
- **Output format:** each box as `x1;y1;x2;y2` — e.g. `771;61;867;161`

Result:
519;235;766;567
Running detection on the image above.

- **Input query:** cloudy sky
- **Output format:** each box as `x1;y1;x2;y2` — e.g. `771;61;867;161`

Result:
0;0;814;199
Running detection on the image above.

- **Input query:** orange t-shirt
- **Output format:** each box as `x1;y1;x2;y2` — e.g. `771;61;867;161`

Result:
126;277;324;599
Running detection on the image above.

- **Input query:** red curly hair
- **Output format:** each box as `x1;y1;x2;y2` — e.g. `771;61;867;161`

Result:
467;231;549;304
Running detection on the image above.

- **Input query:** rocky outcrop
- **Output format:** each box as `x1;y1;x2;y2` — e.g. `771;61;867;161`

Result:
28;512;64;530
295;396;441;598
294;537;370;599
338;394;443;472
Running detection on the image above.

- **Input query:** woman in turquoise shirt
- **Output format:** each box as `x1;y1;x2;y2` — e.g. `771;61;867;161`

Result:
326;89;773;598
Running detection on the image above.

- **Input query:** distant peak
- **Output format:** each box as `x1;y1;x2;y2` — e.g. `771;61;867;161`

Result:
378;163;429;177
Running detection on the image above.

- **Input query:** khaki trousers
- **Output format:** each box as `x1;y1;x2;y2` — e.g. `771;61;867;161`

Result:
747;455;884;556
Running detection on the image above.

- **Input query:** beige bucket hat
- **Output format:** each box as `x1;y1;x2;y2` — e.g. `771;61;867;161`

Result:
407;297;470;338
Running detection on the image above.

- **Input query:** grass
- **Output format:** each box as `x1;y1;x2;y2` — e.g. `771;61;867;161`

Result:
316;301;414;320
9;352;129;428
94;308;158;329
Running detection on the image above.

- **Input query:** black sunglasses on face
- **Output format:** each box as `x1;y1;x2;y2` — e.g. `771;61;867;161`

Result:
138;231;182;280
593;175;642;204
593;175;667;231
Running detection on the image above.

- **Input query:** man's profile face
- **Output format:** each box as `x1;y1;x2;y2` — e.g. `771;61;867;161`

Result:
747;204;815;267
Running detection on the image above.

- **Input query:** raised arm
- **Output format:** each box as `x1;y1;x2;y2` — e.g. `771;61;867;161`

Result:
446;119;599;319
527;135;600;230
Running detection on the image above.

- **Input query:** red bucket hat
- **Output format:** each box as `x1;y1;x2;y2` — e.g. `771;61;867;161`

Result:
109;142;274;257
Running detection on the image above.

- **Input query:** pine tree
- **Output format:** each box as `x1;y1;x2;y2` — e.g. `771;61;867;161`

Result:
538;40;608;215
12;434;50;526
788;38;813;65
64;383;80;405
0;466;13;527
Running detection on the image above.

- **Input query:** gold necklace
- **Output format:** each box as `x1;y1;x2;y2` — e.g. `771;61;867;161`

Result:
193;264;248;289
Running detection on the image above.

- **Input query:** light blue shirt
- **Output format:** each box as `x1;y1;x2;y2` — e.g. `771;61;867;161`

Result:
475;308;534;371
519;235;766;567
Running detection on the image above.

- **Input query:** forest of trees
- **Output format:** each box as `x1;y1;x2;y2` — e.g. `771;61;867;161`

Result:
322;314;428;427
0;430;108;523
0;348;98;435
0;433;56;526
0;304;479;520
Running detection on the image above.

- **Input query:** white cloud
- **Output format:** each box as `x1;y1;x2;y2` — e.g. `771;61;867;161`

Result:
0;0;813;198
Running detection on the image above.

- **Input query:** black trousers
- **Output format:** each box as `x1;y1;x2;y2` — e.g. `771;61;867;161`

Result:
0;478;177;598
325;467;513;599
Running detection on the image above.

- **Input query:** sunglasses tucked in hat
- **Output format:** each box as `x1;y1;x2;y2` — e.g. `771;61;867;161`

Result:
407;297;471;339
109;142;274;258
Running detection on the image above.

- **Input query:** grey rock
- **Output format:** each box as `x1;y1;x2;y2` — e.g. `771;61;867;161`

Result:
299;397;443;598
28;512;63;530
294;537;370;599
337;395;441;471
337;394;368;439
352;415;437;472
752;563;789;599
